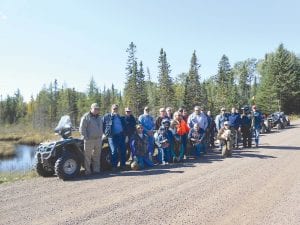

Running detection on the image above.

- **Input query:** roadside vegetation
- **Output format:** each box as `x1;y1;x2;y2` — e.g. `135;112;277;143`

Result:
0;170;38;184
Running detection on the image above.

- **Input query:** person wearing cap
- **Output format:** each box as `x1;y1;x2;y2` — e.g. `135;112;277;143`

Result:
251;105;263;147
155;107;167;130
215;107;229;132
155;118;173;164
138;106;155;160
217;121;232;157
103;104;127;171
123;107;136;141
79;103;103;175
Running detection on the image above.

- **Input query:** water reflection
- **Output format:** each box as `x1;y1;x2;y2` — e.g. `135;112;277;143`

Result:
0;145;36;172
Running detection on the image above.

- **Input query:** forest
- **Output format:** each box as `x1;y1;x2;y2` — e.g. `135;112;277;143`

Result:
0;43;299;130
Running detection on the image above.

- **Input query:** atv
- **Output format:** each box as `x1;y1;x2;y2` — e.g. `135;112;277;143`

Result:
35;115;111;180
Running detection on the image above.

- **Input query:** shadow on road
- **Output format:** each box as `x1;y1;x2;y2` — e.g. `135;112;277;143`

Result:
232;149;277;159
259;145;300;151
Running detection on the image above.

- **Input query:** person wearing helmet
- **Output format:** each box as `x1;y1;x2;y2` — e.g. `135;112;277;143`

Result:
130;124;154;170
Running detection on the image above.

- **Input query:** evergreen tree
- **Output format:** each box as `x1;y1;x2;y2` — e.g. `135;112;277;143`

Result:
214;54;234;109
157;48;174;107
256;44;300;113
183;51;202;111
136;61;148;114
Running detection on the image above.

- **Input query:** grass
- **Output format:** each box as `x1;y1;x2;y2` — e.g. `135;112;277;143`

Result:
0;170;38;185
289;114;300;121
0;142;16;157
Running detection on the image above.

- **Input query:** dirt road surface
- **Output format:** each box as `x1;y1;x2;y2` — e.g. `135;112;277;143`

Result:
1;120;300;225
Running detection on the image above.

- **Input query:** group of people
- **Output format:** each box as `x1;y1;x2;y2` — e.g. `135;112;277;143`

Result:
79;103;263;175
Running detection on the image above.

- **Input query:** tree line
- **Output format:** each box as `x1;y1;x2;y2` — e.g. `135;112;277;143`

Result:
0;43;299;129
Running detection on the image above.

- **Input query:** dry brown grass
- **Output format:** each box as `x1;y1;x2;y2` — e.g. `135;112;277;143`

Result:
0;142;16;157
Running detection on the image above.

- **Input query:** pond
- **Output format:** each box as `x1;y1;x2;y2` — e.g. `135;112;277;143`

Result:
0;144;36;172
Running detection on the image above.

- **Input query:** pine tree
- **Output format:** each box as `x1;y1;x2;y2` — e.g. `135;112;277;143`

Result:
157;48;174;107
183;51;202;111
214;54;234;109
136;61;148;114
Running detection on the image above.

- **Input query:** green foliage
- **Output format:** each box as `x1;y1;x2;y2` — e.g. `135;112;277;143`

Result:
157;48;175;107
183;51;202;111
1;43;300;130
256;44;300;114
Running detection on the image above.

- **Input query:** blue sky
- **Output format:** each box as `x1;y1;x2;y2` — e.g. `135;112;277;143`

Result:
0;0;299;101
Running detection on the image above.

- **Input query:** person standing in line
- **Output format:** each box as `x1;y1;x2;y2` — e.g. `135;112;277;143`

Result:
251;105;263;147
123;107;136;160
103;104;127;171
138;106;155;160
187;106;208;131
215;107;229;132
155;107;167;130
215;107;229;150
166;107;173;120
240;106;252;148
228;107;241;149
123;107;136;141
79;103;103;175
172;111;189;162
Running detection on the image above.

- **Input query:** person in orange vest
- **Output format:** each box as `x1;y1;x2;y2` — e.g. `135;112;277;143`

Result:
171;111;189;162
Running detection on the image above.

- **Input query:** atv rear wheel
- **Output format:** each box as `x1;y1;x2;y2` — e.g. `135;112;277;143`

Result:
36;162;55;177
55;152;80;180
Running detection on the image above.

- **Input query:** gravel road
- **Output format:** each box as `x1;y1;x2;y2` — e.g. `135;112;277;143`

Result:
1;120;300;225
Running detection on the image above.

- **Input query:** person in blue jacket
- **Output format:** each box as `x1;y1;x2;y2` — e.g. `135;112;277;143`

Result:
103;104;126;171
251;105;263;147
130;124;154;170
138;106;155;160
228;107;241;148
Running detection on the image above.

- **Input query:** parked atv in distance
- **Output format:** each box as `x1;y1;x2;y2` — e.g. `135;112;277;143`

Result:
35;115;111;180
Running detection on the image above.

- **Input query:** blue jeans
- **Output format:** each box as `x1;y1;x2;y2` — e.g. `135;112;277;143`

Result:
137;156;154;169
108;133;126;168
157;147;171;163
253;128;260;145
147;135;155;155
194;143;205;157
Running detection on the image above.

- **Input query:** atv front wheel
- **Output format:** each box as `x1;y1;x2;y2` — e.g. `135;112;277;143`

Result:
36;162;55;177
55;152;80;180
